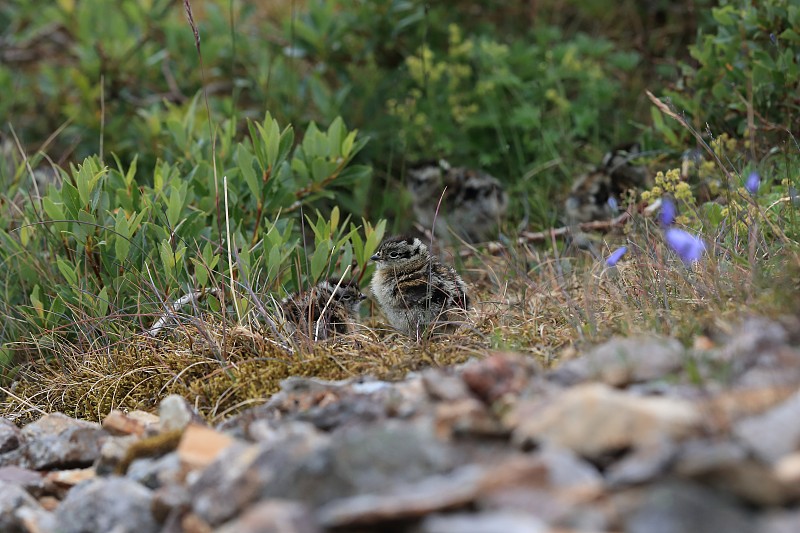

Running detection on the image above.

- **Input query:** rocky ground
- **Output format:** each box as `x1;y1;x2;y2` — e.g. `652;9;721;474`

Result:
2;315;800;532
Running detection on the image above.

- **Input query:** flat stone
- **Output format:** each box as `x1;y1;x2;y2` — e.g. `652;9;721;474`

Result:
534;446;603;490
159;395;203;433
0;465;44;494
606;437;677;487
461;352;539;404
675;439;792;505
434;398;507;439
246;419;326;446
0;418;21;453
622;481;755;533
127;452;186;489
511;383;702;459
192;423;452;525
15;413;107;470
0;484;55;533
177;424;235;470
550;335;684;387
215;500;319;533
734;389;800;463
94;434;139;475
189;442;293;526
674;438;746;475
418;511;548;533
102;410;157;437
774;453;800;484
758;510;800;533
54;477;158;533
714;317;788;373
151;484;191;524
43;467;95;497
422;368;470;402
317;457;547;528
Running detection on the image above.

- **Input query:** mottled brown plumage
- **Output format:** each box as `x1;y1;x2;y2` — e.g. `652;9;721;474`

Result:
370;236;470;337
407;160;507;242
565;144;649;224
281;279;365;340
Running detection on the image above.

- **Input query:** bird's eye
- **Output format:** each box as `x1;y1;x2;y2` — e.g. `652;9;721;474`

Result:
388;251;400;259
342;294;352;300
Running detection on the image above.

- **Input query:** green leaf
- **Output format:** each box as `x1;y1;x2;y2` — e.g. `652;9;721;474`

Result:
712;6;737;27
160;239;176;275
114;211;131;263
30;285;44;320
57;259;78;286
193;258;208;286
61;181;82;219
96;285;109;317
341;130;357;158
310;242;331;281
266;117;281;168
237;143;259;199
330;206;340;232
166;184;184;228
327;117;344;157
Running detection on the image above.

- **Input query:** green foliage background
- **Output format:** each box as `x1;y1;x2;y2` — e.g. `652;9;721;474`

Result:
1;0;798;364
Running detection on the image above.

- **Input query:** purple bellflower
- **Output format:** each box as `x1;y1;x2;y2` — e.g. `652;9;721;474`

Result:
745;172;760;195
660;197;676;227
605;246;628;267
665;228;705;264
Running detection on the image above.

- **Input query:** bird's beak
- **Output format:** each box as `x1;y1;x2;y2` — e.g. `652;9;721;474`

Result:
370;253;380;261
359;293;368;301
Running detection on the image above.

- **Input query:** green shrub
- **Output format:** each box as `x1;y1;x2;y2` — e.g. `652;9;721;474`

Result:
661;0;800;145
0;111;384;364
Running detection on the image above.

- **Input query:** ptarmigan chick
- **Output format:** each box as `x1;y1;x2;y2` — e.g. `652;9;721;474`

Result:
370;236;470;337
407;159;507;243
281;279;366;340
564;143;649;224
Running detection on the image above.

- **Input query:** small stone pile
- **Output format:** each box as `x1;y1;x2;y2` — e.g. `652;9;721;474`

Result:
2;316;800;532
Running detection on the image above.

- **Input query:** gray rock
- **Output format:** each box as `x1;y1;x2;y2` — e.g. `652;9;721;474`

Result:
317;457;546;529
316;465;486;528
159;395;202;432
55;477;158;533
215;500;319;533
192;421;454;526
0;466;44;495
8;413;107;470
535;446;603;489
734;389;800;463
674;439;748;476
607;438;677;487
511;383;702;459
715;317;788;371
422;368;471;402
758;510;800;533
0;418;21;453
0;484;55;533
673;439;792;505
418;511;548;533
246;419;326;446
623;481;755;533
550;336;684;387
151;484;190;524
190;421;336;527
126;451;183;489
94;434;139;475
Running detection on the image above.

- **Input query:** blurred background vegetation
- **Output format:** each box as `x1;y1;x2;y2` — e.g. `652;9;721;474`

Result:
0;0;798;365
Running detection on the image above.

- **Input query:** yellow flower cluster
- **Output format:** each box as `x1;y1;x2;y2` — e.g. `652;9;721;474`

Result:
710;133;738;156
641;167;696;225
387;23;482;150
